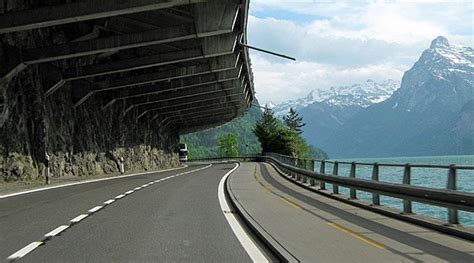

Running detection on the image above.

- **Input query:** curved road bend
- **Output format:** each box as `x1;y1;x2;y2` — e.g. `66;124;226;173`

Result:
228;162;474;263
0;163;268;262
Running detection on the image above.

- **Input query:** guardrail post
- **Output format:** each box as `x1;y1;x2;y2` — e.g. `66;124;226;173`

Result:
282;155;289;176
309;160;316;186
291;157;296;178
320;161;326;190
372;163;380;205
447;165;459;224
295;158;300;180
403;163;412;214
302;159;308;183
332;161;339;194
349;162;356;199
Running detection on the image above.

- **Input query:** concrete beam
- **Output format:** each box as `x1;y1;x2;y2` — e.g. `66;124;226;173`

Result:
124;78;242;112
162;107;239;122
21;2;239;64
142;96;243;118
126;86;241;114
148;101;242;121
147;100;245;120
93;53;240;92
140;93;244;116
23;24;195;63
112;66;241;101
194;1;240;37
149;96;242;128
175;113;240;133
239;2;256;105
128;86;243;115
44;32;238;97
62;33;238;81
75;63;240;108
177;118;232;134
163;110;238;130
0;0;206;34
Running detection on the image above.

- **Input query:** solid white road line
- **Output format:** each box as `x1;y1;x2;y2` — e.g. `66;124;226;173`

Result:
115;194;125;199
7;241;43;261
104;199;115;205
124;190;134;195
70;214;88;224
218;163;269;262
44;225;69;238
88;206;103;213
134;187;141;191
0;165;188;199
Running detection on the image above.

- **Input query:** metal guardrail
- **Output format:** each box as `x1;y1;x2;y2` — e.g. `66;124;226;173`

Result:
190;153;474;226
263;153;474;226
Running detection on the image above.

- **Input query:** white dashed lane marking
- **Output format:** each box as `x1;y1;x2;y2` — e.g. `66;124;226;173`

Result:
44;225;69;239
104;199;115;205
6;164;213;262
115;194;125;199
70;214;88;224
0;165;188;199
88;206;103;214
6;242;43;261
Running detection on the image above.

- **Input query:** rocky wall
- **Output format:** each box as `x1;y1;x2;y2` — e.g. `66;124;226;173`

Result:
0;0;180;182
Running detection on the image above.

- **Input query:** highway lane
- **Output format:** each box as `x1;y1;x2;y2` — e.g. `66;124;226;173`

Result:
229;162;474;262
1;163;258;262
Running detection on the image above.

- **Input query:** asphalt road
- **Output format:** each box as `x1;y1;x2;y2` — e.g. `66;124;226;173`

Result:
0;163;253;262
228;162;474;262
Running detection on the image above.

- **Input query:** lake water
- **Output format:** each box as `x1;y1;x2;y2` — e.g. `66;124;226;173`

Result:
315;155;474;227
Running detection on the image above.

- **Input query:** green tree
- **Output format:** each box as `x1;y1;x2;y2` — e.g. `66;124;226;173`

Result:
253;108;296;155
218;133;239;157
283;107;305;134
271;127;297;156
292;134;309;158
252;107;279;153
253;106;326;159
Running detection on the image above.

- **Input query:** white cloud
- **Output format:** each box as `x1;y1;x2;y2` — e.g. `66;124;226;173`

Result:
252;53;405;104
248;15;420;67
248;0;472;104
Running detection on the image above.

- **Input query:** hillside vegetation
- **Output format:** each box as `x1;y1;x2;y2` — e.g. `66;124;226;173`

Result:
181;106;263;159
181;105;328;160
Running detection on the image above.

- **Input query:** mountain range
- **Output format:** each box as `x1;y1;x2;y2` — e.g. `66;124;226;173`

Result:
271;79;400;117
270;36;474;158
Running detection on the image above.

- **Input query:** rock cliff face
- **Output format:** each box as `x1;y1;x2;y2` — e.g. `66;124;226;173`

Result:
322;36;473;157
0;0;180;181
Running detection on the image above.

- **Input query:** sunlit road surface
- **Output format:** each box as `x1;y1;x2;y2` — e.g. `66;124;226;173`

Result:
0;164;255;262
228;162;474;262
2;161;474;262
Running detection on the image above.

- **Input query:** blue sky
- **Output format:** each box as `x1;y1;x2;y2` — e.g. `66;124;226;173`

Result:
247;0;473;104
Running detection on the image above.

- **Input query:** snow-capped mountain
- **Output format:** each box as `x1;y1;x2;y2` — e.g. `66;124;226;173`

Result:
388;36;473;113
321;36;474;157
271;79;399;116
425;36;473;82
